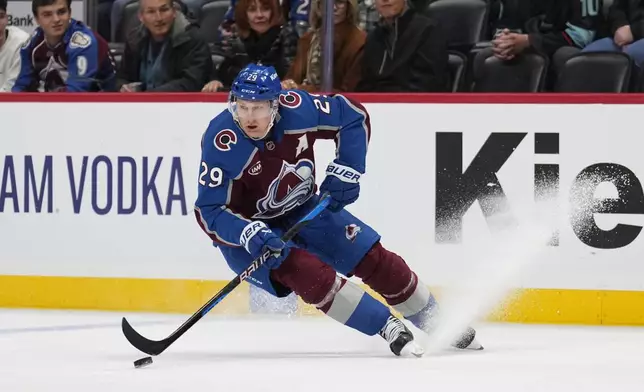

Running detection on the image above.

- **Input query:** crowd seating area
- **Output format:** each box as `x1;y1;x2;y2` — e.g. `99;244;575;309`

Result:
102;0;641;93
5;0;644;93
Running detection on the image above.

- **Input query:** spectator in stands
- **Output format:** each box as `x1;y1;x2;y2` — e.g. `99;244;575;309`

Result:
217;0;309;40
581;0;644;67
355;0;449;92
485;0;602;71
117;0;212;92
12;0;116;92
359;0;430;35
486;0;540;38
111;0;192;42
281;0;365;92
202;0;298;92
0;0;29;92
216;0;381;44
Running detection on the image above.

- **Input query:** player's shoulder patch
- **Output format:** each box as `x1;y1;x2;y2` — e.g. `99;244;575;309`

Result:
214;129;237;152
204;116;256;178
279;90;303;109
69;31;92;49
205;114;245;155
276;90;319;131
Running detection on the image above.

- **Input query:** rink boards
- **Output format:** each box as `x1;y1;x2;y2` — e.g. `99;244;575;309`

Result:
2;93;644;325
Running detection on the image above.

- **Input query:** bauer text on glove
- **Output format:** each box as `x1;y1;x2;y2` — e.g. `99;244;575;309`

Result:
240;221;288;269
320;160;361;212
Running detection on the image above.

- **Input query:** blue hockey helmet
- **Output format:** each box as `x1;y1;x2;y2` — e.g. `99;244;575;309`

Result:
230;63;282;101
228;64;282;140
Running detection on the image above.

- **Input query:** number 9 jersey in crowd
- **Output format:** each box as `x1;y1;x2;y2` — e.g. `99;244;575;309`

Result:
194;89;370;252
12;19;116;92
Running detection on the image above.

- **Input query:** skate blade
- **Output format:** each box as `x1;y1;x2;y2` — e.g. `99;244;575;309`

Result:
400;341;425;358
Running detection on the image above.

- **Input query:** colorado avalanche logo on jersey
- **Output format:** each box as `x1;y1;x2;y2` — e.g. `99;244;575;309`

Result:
214;129;237;151
279;91;302;108
345;224;362;242
40;56;69;92
253;159;315;219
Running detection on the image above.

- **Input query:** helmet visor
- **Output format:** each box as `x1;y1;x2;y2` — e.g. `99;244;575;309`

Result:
230;99;273;121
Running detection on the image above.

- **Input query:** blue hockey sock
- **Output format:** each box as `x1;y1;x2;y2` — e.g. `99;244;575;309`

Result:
405;294;440;332
316;277;391;336
387;276;440;333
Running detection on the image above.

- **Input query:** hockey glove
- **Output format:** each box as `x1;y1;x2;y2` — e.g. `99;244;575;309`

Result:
320;160;361;212
240;221;287;269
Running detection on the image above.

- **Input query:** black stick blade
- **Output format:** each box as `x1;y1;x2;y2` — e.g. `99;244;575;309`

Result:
121;317;171;356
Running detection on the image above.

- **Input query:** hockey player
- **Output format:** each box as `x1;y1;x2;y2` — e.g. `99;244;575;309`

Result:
194;63;482;357
12;0;116;92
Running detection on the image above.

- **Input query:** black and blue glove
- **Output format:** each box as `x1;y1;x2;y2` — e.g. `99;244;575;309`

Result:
240;221;287;269
320;160;361;212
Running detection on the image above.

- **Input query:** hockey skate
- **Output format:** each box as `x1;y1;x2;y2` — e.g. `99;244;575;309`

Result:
379;316;424;357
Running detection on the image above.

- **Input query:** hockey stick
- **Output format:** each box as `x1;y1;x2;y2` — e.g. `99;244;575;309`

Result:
121;194;331;356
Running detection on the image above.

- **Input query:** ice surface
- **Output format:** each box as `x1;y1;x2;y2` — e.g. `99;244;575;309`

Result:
0;309;643;391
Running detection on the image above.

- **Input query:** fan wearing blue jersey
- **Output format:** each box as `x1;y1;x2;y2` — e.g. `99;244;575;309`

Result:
194;63;482;356
13;0;115;92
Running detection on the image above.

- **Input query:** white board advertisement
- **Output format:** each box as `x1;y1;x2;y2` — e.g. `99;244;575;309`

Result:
1;101;644;292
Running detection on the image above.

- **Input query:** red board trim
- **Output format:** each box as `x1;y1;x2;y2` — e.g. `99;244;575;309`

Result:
2;93;644;104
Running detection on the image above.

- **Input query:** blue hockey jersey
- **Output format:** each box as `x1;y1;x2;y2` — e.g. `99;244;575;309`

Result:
13;19;116;92
194;90;370;247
